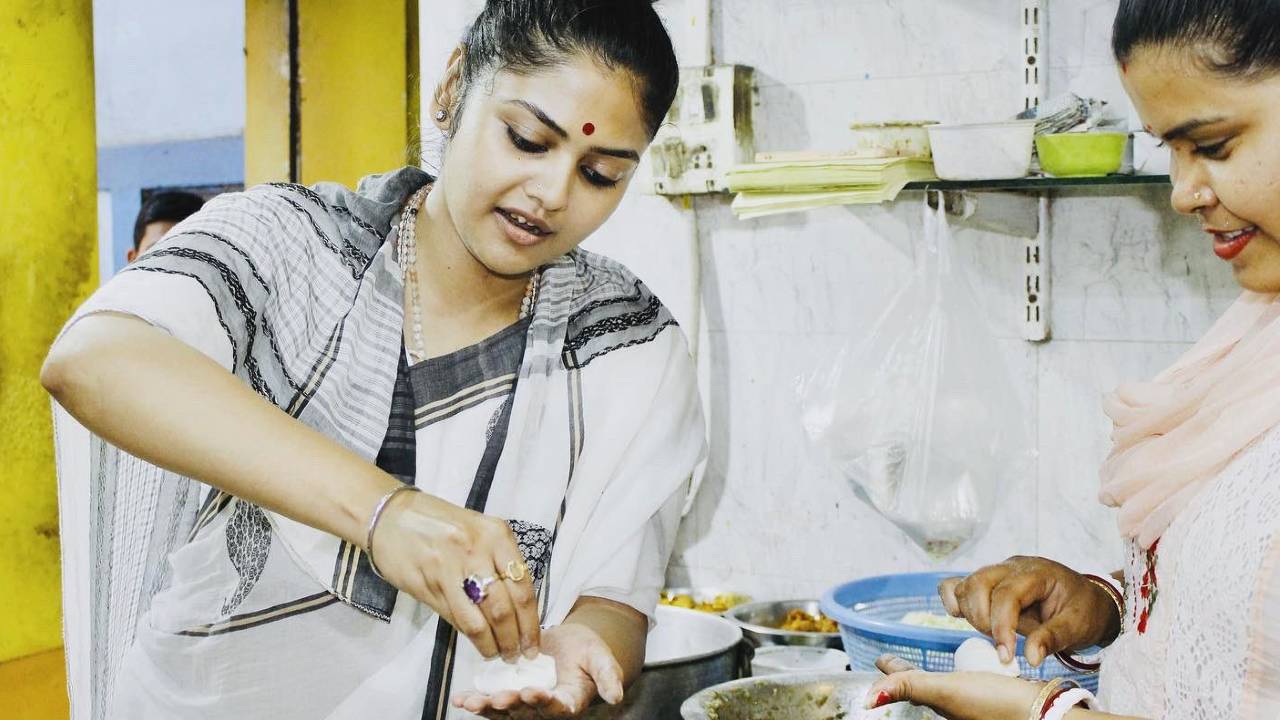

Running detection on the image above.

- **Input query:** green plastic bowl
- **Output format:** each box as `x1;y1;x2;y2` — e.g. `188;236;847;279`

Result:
1035;132;1128;177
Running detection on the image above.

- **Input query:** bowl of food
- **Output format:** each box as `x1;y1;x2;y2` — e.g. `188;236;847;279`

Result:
680;672;940;720
660;588;752;615
1035;131;1128;177
724;599;843;649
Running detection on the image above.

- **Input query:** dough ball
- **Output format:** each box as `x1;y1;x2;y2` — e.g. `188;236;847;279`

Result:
474;653;558;694
953;637;1020;677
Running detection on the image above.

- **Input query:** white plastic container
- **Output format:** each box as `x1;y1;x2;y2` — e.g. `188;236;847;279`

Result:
749;646;850;676
926;120;1037;180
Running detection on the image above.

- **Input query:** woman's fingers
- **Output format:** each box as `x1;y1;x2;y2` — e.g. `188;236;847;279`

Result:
938;576;963;617
584;644;624;705
475;576;524;662
866;655;927;709
952;562;1017;633
875;654;919;675
988;572;1051;663
494;548;541;658
446;580;501;659
1023;602;1090;666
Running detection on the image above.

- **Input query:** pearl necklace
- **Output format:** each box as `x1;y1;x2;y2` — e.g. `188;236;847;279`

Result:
396;185;540;364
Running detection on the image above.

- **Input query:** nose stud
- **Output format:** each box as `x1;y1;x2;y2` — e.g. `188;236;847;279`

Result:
1194;191;1203;202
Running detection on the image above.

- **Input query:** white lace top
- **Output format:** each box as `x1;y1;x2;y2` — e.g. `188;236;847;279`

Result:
1097;426;1280;719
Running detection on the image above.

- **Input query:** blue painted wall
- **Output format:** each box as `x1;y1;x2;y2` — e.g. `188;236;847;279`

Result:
97;135;244;276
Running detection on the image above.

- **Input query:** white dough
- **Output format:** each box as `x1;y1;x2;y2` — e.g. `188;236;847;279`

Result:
474;653;559;694
953;637;1020;677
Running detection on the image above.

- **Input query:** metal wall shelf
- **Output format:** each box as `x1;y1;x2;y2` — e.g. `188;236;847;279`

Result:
903;174;1170;192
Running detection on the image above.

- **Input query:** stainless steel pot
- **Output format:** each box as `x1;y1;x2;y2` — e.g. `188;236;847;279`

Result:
585;605;749;720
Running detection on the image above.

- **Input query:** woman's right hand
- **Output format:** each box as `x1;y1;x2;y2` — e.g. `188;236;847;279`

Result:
368;489;540;662
938;556;1121;667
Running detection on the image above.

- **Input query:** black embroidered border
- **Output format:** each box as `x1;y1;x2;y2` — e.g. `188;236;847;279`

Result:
133;248;289;402
277;195;370;277
118;265;240;374
264;182;386;242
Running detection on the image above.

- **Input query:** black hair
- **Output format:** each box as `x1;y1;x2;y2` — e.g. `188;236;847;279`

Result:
132;191;205;248
456;0;678;138
1113;0;1280;77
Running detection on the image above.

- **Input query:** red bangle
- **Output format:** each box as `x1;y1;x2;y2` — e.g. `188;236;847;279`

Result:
1040;686;1076;718
1028;678;1080;720
1053;650;1101;673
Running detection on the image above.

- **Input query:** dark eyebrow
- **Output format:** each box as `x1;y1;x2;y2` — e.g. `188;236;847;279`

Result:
590;146;640;162
507;99;568;139
1161;116;1228;143
505;99;642;163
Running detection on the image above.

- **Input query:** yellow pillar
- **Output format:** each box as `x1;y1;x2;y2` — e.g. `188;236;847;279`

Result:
0;0;96;713
244;0;293;187
245;0;419;188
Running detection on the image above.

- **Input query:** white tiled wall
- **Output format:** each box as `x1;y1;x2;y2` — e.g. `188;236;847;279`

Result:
425;1;1240;599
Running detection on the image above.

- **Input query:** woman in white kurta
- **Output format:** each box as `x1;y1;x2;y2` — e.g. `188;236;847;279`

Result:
42;2;702;719
867;1;1280;719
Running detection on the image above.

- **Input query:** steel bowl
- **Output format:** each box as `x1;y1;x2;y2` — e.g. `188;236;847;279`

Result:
680;672;940;720
725;599;843;650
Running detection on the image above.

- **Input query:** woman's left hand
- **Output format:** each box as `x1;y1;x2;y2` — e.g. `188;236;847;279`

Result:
452;622;625;719
867;655;1044;720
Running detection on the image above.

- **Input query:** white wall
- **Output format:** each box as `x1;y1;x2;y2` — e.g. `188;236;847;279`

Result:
93;0;245;147
422;1;1240;599
668;0;1237;599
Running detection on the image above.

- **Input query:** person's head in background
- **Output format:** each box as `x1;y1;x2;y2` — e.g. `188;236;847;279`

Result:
425;0;677;278
1115;0;1280;293
129;190;205;263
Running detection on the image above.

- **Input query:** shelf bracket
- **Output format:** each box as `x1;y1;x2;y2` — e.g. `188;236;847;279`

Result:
1023;194;1050;341
1020;0;1050;341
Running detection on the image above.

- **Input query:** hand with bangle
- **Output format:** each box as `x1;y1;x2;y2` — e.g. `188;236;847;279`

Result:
937;556;1125;668
860;556;1144;720
362;482;540;663
866;655;1143;720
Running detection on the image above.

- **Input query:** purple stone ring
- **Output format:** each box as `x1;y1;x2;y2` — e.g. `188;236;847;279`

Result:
462;574;497;604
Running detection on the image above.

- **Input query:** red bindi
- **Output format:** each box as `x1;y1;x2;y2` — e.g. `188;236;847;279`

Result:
582;122;595;136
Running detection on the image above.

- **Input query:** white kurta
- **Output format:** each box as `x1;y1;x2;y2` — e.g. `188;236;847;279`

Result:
1098;426;1280;719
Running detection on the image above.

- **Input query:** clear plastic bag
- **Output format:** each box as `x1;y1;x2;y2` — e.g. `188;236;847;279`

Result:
799;195;1033;559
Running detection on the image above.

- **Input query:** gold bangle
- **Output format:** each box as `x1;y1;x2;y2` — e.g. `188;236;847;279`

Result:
1027;678;1069;720
1084;574;1125;623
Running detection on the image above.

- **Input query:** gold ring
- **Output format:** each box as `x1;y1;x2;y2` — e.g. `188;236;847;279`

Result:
502;560;529;583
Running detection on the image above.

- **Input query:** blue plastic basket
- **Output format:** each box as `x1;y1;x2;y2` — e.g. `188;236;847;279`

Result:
820;572;1098;692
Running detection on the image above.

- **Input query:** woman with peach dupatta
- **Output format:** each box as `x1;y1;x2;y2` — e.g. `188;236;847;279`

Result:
867;1;1280;719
